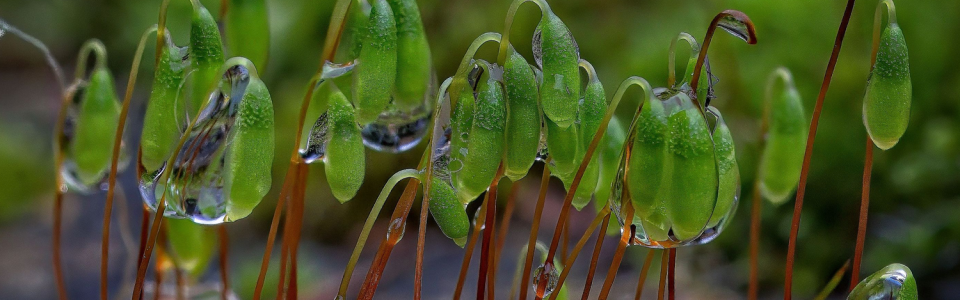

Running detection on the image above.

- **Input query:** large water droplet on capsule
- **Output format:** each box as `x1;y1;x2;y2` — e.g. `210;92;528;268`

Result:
360;104;431;152
532;263;560;298
848;263;917;300
59;84;129;193
140;65;251;224
300;112;329;164
717;11;757;44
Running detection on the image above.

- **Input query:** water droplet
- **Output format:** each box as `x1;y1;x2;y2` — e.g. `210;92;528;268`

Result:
360;107;431;152
532;263;560;298
532;28;544;68
717;13;756;44
535;129;549;162
387;218;406;240
140;65;251;225
59;81;129;194
849;263;916;300
300;112;329;164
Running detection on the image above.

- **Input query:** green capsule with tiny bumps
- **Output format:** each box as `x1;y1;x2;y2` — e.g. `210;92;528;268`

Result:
572;72;606;210
324;86;366;203
534;10;580;129
72;67;121;186
226;0;270;69
223;76;275;221
502;46;540;182
140;36;188;173
448;75;475;203
759;84;806;205
387;0;431;110
545;116;578;183
165;218;216;278
428;179;469;247
593;116;625;212
189;4;226;114
663;97;717;241
707;115;738;228
354;0;397;124
863;22;911;150
626;96;670;241
453;63;506;203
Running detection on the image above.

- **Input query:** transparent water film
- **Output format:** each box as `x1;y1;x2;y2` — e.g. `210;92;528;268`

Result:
533;263;560;298
143;279;239;300
298;61;355;164
848;263;918;300
59;78;129;193
140;65;251;224
609;90;739;248
717;11;757;44
357;63;436;153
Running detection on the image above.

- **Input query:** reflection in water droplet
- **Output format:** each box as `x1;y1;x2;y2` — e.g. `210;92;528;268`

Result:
533;263;560;298
535;130;549;162
140;65;251;225
300;112;329;164
360;104;431;153
718;14;753;43
532;28;544;68
387;218;406;240
848;263;916;300
59;83;129;193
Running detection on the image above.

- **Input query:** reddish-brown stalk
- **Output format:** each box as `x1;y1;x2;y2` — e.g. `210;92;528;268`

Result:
561;220;570;262
784;1;857;299
289;164;310;300
51;82;79;300
251;161;296;300
688;10;758;106
218;225;229;300
518;164;552;300
748;183;763;300
596;202;635;300
454;191;490;300
851;140;873;288
136;207;150;300
668;249;676;300
356;178;423;300
493;184;520;277
657;251;667;300
478;166;505;300
547;204;611;300
414;183;431;300
633;250;657;300
580;214;611;300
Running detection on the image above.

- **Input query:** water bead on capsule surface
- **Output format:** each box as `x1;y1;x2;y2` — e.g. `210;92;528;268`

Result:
140;35;189;175
354;0;398;125
848;263;918;300
759;73;807;204
571;64;606;210
502;46;541;182
62;66;123;192
863;22;911;150
188;3;226;115
324;85;366;203
452;61;506;203
533;10;580;129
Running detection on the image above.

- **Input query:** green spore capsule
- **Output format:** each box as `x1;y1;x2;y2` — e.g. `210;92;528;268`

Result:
165;218;216;278
863;22;911;150
593;116;625;211
324;86;366;203
189;4;226;114
226;0;270;69
453;62;506;203
848;263;918;300
707;113;738;228
428;179;469;247
72;67;122;187
626;97;670;242
140;35;188;173
387;0;431;111
354;0;397;124
344;0;370;60
534;10;580;129
663;96;717;241
502;46;541;181
572;66;606;210
545;116;579;183
448;74;475;203
759;80;806;204
224;76;275;221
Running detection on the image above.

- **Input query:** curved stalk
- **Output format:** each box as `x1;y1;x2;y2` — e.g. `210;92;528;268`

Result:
100;26;157;300
51;84;79;300
320;0;355;64
74;39;108;80
633;250;657;300
851;0;895;287
0;19;67;91
689;10;758;108
448;32;502;108
496;0;551;65
540;77;654;294
667;32;700;87
784;1;857;299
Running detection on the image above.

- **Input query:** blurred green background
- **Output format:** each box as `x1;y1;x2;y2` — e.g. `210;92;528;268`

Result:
1;0;958;299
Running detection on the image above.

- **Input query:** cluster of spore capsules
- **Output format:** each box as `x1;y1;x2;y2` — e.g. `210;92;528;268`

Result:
29;0;918;297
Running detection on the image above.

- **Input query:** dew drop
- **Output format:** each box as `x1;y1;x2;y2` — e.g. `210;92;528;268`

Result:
300;112;329;164
535;130;549;162
717;13;756;44
848;263;916;300
59;82;129;194
360;108;431;152
532;263;560;298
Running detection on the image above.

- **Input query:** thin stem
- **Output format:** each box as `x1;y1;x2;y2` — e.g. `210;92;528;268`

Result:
287;165;308;300
493;184;520;278
251;162;296;300
102;26;157;300
136;208;149;300
784;1;856;299
518;164;552;300
548;204;611;300
496;0;550;65
634;250;657;300
596;221;632;300
338;169;421;296
156;0;171;66
51;84;79;300
668;249;676;300
657;251;667;300
0;19;67;92
542;77;653;285
580;213;610;300
668;32;700;87
218;225;229;300
851;139;874;289
74;39;108;80
319;0;355;64
449;32;502;108
477;166;504;300
219;0;228;21
454;191;490;300
689;10;757;108
871;0;897;66
816;260;851;300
